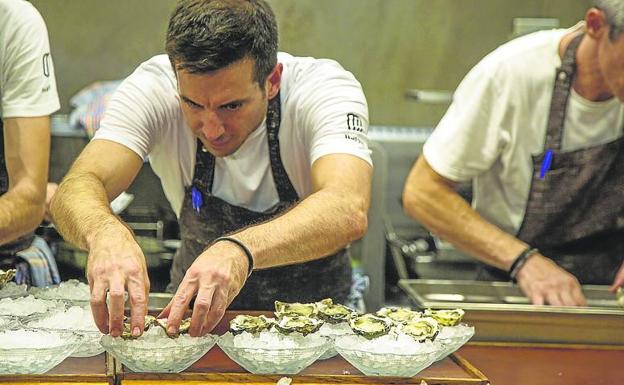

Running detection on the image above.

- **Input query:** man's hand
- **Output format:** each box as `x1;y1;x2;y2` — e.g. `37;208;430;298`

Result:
87;226;150;338
515;253;586;306
609;260;624;293
43;183;58;223
160;240;249;336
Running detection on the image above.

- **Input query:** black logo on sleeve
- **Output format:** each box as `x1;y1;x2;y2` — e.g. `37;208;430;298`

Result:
346;113;364;133
42;53;50;77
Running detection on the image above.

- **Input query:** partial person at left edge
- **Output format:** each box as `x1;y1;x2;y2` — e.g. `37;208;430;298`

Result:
0;0;61;287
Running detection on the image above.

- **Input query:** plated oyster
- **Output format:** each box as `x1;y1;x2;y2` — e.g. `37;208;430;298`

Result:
274;300;317;318
316;298;355;324
376;306;420;324
153;317;192;337
274;315;323;336
349;314;392;340
121;315;156;339
230;314;274;335
0;269;16;289
401;317;439;342
424;308;465;327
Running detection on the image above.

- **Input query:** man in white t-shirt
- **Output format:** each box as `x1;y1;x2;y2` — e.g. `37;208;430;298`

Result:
0;0;59;282
403;1;624;307
51;0;372;337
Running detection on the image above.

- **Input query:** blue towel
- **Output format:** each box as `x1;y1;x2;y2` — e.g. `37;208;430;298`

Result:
15;236;61;287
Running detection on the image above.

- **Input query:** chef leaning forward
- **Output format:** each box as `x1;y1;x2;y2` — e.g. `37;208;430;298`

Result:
403;0;624;307
0;0;60;286
50;0;372;337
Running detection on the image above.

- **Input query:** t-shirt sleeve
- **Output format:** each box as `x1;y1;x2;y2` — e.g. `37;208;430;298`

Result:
292;59;372;166
423;59;507;182
93;61;176;160
1;5;59;118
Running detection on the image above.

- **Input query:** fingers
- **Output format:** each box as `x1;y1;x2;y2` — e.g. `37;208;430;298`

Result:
609;263;624;292
127;273;149;338
167;279;197;335
107;276;126;337
200;286;228;335
89;276;110;334
157;302;172;319
190;286;215;336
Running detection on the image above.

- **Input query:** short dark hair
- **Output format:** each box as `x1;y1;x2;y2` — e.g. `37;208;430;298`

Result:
165;0;278;86
594;0;624;40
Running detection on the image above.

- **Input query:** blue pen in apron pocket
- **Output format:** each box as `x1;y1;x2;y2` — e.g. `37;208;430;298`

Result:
540;149;553;179
191;186;203;213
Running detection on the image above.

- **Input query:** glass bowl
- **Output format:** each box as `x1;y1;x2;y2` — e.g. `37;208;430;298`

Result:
0;328;80;374
0;316;20;330
334;334;439;377
217;331;331;375
100;327;217;373
30;279;91;307
0;282;28;300
0;295;65;322
316;322;353;360
434;324;475;361
26;305;104;357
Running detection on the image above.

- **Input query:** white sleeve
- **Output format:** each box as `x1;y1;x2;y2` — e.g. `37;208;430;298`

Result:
94;61;176;160
1;5;59;118
423;59;507;182
293;59;372;166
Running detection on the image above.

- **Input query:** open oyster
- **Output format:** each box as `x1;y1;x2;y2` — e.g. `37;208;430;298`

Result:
401;317;439;342
230;314;274;335
349;314;392;340
316;298;355;324
274;315;323;336
121;315;156;339
0;269;16;289
376;306;421;324
424;309;465;327
274;300;318;318
153;317;192;337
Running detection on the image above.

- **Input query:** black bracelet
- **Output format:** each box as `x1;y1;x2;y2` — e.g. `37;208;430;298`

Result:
509;247;539;281
212;236;254;278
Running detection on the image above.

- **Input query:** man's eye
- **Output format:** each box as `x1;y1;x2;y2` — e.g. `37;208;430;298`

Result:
222;102;242;111
184;99;202;109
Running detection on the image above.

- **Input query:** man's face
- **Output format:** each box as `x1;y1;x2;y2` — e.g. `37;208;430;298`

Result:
176;57;278;157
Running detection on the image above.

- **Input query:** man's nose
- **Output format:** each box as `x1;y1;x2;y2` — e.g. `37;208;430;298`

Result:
200;111;225;140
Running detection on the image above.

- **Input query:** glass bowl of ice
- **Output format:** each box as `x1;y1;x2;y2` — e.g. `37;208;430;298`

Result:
0;282;28;300
433;324;475;361
30;279;91;307
0;295;64;322
100;323;217;373
0;328;80;374
334;333;439;377
0;316;20;330
27;305;104;357
217;330;331;375
316;321;353;360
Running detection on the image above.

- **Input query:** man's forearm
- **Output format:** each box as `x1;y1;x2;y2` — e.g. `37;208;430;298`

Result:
233;187;368;270
50;173;131;250
0;187;45;244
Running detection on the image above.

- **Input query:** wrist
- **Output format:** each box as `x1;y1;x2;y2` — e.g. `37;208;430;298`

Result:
508;247;540;281
210;236;254;277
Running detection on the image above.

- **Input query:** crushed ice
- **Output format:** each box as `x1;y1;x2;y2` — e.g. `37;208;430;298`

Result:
30;280;90;302
0;329;65;348
29;306;99;331
0;295;59;317
232;330;326;349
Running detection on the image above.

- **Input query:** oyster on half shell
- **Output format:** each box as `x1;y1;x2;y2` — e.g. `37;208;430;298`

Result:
229;314;275;335
424;308;465;327
401;317;439;342
121;315;156;339
376;306;420;324
316;298;355;324
153;317;192;337
274;300;318;318
274;315;323;336
349;314;392;340
0;269;16;289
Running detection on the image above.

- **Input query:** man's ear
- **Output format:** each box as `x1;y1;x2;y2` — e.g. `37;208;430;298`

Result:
265;63;283;99
585;7;609;39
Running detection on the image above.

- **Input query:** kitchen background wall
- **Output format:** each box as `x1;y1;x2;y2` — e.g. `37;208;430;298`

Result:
32;0;591;127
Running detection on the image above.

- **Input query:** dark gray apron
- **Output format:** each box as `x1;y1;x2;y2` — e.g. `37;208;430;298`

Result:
478;34;624;284
167;94;352;310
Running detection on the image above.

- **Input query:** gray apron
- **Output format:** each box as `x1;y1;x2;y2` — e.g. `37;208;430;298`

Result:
167;94;352;310
478;34;624;284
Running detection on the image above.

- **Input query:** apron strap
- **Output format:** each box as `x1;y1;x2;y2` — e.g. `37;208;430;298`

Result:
544;33;583;151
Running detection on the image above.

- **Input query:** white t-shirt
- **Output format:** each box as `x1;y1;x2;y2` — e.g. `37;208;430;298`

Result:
95;53;371;216
424;27;624;235
0;0;59;118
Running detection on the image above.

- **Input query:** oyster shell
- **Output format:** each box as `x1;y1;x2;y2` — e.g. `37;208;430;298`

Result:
424;308;465;327
274;315;323;336
349;314;392;340
401;317;439;342
121;315;156;339
229;314;274;335
376;306;420;324
274;300;318;318
153;317;192;337
316;298;355;324
0;269;16;289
